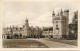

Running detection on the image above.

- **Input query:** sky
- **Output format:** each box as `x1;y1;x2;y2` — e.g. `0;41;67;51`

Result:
2;0;79;28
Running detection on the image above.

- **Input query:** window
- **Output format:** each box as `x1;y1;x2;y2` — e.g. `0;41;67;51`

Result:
56;25;58;28
56;25;59;30
56;21;58;23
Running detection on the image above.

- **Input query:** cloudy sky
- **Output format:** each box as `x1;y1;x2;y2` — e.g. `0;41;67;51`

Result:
2;0;79;28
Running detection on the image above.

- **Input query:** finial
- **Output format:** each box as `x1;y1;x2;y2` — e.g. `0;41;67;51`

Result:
25;17;28;22
52;10;55;15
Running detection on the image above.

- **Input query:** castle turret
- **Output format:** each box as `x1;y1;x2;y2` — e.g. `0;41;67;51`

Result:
52;10;55;23
25;18;29;29
64;9;69;19
52;10;55;16
23;17;30;38
64;9;69;37
52;9;70;39
60;9;63;16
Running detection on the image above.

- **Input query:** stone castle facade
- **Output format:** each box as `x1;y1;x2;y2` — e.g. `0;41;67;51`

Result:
2;18;42;39
2;9;78;39
52;9;69;39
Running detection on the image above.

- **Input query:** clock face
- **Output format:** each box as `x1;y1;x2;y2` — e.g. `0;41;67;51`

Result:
54;28;59;35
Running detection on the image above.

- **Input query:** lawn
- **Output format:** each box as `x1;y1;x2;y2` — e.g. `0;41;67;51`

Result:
3;39;48;48
45;39;77;46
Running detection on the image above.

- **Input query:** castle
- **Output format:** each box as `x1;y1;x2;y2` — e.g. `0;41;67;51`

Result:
52;9;69;39
2;9;78;39
2;18;42;39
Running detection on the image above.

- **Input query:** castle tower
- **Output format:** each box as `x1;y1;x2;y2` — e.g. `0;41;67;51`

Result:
23;17;30;38
52;10;62;39
52;9;69;39
25;18;29;29
52;10;55;38
60;9;63;16
52;10;55;23
64;9;69;37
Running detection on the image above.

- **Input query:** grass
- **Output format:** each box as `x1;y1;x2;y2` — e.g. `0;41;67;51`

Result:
46;39;77;46
3;39;48;48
